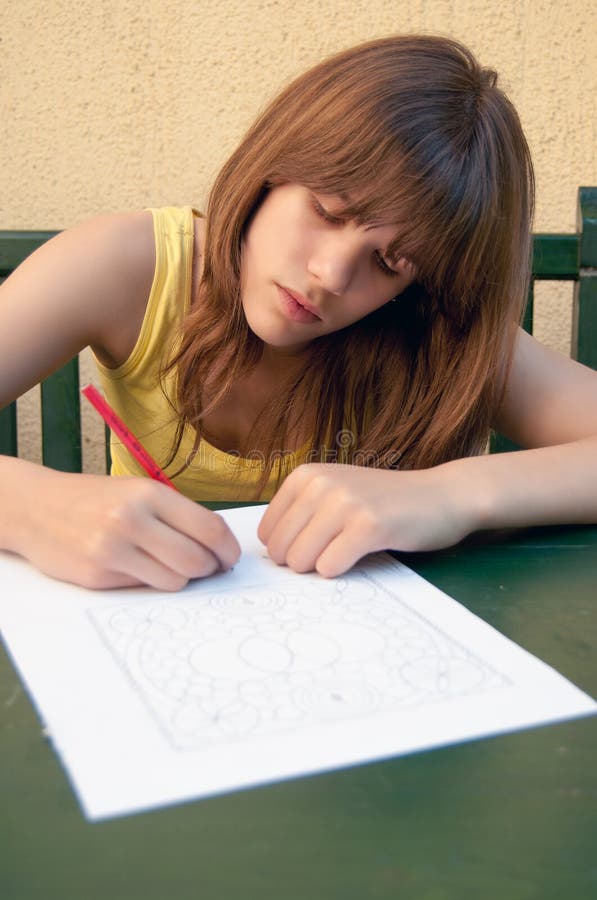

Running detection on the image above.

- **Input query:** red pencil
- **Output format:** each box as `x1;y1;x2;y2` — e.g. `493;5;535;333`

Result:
82;384;178;490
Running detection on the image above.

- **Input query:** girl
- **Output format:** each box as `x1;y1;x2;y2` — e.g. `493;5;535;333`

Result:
1;35;597;591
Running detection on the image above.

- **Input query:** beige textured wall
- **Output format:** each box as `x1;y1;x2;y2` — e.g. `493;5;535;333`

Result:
2;0;596;470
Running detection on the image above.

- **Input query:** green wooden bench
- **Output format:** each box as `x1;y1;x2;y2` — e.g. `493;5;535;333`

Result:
1;187;596;471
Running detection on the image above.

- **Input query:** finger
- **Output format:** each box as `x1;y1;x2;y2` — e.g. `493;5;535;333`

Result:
151;488;241;571
261;468;334;564
110;544;197;592
133;515;222;581
186;509;241;571
262;496;316;565
58;549;171;591
81;570;145;590
313;523;377;578
278;504;346;574
258;465;315;543
258;485;298;546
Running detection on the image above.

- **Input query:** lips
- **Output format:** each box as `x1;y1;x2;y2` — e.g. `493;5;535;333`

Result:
277;285;322;323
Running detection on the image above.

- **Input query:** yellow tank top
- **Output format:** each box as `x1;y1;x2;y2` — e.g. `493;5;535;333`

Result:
94;206;302;501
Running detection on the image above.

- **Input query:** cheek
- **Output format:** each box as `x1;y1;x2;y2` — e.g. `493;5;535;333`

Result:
246;217;289;275
349;277;397;317
242;224;269;287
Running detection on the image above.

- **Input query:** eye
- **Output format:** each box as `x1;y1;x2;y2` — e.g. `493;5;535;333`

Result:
375;252;417;279
311;198;345;226
374;252;402;277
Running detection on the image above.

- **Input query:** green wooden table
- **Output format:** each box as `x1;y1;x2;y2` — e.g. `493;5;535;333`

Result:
2;523;596;900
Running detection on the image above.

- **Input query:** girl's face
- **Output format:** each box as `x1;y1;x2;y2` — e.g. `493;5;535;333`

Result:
241;183;416;354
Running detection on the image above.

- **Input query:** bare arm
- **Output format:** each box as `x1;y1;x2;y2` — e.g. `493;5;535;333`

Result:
0;210;155;403
0;213;240;588
449;327;597;529
259;328;597;576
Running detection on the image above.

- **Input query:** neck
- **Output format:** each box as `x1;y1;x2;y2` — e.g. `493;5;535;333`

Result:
258;342;309;377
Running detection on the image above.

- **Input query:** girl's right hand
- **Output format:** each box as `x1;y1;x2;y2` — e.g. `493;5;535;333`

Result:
2;458;240;590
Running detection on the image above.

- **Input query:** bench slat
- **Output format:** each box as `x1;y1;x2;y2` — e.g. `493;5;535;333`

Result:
0;231;58;275
572;187;597;371
40;359;82;472
532;234;579;279
0;403;17;457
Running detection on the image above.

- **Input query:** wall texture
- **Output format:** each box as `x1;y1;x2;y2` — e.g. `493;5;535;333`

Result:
2;0;596;469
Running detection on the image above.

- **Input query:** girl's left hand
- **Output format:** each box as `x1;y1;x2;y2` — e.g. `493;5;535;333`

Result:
258;463;478;577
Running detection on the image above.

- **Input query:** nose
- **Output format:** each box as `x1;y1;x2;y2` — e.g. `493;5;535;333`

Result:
307;235;358;295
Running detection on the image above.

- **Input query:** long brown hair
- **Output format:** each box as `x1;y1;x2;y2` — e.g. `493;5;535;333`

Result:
166;34;534;489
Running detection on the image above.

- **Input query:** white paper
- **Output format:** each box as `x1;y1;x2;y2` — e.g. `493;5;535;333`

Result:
1;504;595;821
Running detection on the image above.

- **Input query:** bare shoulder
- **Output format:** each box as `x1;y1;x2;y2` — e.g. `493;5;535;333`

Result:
0;210;156;405
493;327;597;448
56;210;157;366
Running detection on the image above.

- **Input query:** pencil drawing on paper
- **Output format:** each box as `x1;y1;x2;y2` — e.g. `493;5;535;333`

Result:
88;571;509;750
